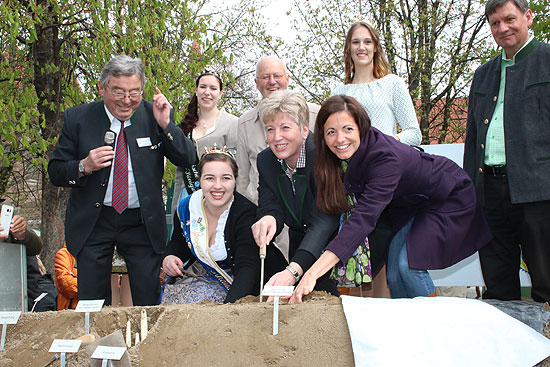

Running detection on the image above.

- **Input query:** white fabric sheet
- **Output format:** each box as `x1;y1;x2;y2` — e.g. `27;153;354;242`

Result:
341;295;550;367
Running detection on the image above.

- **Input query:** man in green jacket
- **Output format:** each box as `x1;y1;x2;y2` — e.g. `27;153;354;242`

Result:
464;0;550;303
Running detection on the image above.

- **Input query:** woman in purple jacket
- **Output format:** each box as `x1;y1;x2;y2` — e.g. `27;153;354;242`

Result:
291;95;492;302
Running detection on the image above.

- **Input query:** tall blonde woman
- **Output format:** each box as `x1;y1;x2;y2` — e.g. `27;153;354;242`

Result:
171;71;238;212
330;22;422;297
332;21;421;144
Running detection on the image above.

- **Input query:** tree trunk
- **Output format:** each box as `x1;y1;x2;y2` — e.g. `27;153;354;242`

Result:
32;0;67;273
0;165;13;199
40;179;69;273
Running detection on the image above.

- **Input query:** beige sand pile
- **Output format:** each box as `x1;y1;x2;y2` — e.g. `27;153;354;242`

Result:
0;292;354;366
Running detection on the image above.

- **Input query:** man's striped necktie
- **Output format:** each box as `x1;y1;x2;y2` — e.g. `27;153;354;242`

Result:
112;121;128;213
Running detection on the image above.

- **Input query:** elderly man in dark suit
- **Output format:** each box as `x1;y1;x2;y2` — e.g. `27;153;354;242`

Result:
464;0;550;302
251;90;339;296
48;55;195;305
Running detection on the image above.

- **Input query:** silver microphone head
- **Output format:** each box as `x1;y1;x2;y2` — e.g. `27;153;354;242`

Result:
104;131;116;146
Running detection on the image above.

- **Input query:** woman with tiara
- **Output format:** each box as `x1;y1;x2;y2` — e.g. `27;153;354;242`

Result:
161;147;259;303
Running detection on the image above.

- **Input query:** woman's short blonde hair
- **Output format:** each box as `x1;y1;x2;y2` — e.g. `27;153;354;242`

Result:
258;90;309;131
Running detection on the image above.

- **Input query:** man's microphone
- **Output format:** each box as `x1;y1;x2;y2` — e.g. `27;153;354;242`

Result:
102;130;116;184
104;130;116;149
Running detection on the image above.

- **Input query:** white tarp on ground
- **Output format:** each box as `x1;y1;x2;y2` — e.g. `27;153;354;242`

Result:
341;295;550;367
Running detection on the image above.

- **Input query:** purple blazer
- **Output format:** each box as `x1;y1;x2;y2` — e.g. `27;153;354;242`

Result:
325;128;492;270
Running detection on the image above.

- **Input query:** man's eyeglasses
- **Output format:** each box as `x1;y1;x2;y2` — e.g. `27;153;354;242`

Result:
107;86;143;100
258;73;287;82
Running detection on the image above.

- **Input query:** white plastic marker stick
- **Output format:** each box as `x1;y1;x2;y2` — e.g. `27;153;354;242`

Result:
0;325;6;351
49;339;82;367
262;286;294;336
0;311;21;351
273;296;279;335
31;292;48;312
75;299;104;334
135;332;139;346
140;310;148;341
259;245;267;302
125;320;131;347
85;313;90;334
92;345;126;367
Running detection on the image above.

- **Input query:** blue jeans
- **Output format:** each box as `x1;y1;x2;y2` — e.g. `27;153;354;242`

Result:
386;218;435;298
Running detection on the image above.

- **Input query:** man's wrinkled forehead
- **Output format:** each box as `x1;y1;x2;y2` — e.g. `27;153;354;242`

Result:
256;57;287;76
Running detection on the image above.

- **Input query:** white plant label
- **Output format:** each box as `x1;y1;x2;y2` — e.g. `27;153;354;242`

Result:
74;299;105;313
0;312;21;325
49;339;82;353
91;346;126;360
262;285;294;297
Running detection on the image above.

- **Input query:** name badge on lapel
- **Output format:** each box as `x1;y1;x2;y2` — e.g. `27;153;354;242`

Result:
136;137;152;148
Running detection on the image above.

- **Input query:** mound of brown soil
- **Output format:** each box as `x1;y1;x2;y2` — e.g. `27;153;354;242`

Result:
0;292;354;366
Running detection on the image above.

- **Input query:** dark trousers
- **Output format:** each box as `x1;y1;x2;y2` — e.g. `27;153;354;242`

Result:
264;244;339;296
480;175;550;302
76;206;162;306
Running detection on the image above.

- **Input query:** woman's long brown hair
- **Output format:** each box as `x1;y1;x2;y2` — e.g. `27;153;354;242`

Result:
181;71;223;135
314;95;371;214
343;21;391;84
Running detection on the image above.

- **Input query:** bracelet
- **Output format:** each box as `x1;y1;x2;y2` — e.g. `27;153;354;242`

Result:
286;264;301;282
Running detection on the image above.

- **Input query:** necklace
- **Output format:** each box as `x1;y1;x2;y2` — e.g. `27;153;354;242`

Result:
353;68;376;84
196;119;208;131
197;109;220;132
353;76;376;84
195;119;210;135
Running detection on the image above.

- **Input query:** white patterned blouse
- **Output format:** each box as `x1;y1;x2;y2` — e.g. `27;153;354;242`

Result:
331;74;422;146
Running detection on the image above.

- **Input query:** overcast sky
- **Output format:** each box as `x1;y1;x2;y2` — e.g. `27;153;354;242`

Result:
259;0;297;43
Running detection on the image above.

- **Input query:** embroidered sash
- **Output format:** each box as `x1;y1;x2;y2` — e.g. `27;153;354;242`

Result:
177;190;233;290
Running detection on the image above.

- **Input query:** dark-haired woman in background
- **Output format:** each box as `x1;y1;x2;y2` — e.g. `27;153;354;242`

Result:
171;71;238;212
290;96;491;302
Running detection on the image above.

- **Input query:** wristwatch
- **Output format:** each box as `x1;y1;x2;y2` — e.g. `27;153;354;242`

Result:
286;264;301;282
78;160;89;175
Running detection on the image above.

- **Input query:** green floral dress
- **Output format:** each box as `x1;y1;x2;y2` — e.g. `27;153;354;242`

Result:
329;161;372;286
